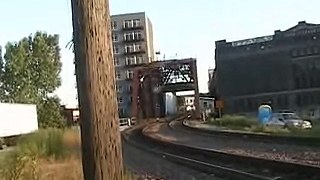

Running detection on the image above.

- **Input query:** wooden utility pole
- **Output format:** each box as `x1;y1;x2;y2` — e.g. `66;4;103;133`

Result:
70;0;124;180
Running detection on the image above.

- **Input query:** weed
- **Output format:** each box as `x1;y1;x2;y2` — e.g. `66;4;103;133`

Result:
208;115;258;130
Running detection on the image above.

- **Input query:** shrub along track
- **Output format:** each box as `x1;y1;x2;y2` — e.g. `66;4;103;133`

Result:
182;119;320;147
140;115;320;180
166;119;320;167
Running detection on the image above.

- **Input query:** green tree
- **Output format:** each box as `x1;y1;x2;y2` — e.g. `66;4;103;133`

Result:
0;46;4;101
37;96;66;128
0;32;64;128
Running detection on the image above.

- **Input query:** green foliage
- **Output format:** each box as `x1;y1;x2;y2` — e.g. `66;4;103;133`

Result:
0;129;71;180
0;32;64;128
209;115;258;130
0;151;38;180
16;128;65;159
37;96;66;128
0;46;4;101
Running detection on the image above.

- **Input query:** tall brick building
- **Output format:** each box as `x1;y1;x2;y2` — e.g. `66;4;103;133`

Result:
214;21;320;118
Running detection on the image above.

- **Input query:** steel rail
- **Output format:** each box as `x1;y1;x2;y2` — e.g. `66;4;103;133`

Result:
123;126;275;180
141;117;320;180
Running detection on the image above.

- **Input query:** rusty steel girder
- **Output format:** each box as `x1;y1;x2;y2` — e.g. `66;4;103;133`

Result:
131;58;200;121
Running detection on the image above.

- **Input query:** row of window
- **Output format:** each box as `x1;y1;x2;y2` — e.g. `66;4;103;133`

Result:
295;74;320;89
296;93;320;107
116;84;132;93
112;31;143;42
111;19;141;30
117;95;134;104
234;92;320;112
112;43;143;54
115;70;134;80
292;46;319;57
114;55;145;66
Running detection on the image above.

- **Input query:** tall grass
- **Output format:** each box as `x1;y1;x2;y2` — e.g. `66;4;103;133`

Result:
208;115;320;137
0;128;80;180
209;115;258;130
16;128;66;159
0;128;136;180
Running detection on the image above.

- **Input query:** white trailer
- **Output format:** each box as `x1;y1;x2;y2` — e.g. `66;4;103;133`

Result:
0;103;38;138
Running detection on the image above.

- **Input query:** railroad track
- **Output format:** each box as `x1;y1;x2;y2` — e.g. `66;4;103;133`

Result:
181;119;320;147
123;126;275;180
137;115;320;180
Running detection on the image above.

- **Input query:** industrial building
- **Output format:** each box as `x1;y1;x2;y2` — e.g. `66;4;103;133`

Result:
111;12;155;118
214;21;320;119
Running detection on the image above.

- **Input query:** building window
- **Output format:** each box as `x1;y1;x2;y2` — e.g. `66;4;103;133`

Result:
127;70;134;79
114;57;120;66
124;33;134;41
134;31;142;40
113;45;119;54
296;95;301;107
116;85;122;93
118;107;124;117
125;44;134;53
111;21;118;30
115;71;121;80
132;19;141;27
136;55;144;64
118;97;123;104
126;56;136;65
124;31;143;41
203;101;208;108
123;20;133;28
112;34;119;42
134;43;142;52
128;84;133;92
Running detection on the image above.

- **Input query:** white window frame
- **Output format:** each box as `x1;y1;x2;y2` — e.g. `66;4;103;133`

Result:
132;19;141;27
123;20;133;28
134;44;142;52
125;44;134;53
124;32;134;41
114;57;120;66
111;21;117;30
112;33;119;42
134;31;142;40
126;70;134;79
113;45;119;54
126;56;136;65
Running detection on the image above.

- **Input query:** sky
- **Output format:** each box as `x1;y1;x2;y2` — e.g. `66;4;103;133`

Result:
1;0;320;107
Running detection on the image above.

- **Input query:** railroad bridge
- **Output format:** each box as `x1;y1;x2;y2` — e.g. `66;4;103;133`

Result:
131;58;200;120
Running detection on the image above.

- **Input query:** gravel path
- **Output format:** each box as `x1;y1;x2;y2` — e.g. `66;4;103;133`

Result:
147;122;320;167
122;139;223;180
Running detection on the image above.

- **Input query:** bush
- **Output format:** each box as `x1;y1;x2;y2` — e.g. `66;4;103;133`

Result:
16;128;66;159
0;128;78;180
209;115;258;130
37;97;66;129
